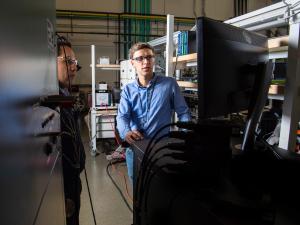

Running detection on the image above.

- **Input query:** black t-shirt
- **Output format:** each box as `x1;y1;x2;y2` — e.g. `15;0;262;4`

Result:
60;88;86;174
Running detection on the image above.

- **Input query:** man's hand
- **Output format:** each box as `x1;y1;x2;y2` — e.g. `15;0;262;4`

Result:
125;130;144;144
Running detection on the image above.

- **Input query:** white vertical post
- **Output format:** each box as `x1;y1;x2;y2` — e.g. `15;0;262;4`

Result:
166;14;174;77
91;112;97;154
91;45;97;155
279;22;300;151
91;45;96;108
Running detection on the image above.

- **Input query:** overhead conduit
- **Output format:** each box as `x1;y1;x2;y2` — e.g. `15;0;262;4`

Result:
57;7;194;59
56;10;195;25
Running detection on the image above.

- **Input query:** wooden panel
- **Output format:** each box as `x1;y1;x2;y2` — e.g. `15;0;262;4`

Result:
95;64;120;69
177;81;197;88
268;36;289;48
173;53;197;63
177;81;284;95
269;84;285;95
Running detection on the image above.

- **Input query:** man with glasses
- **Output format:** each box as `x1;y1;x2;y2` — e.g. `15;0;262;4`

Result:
57;36;85;225
117;42;191;184
57;39;79;90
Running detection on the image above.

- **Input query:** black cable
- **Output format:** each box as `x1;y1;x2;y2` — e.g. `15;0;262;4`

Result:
143;164;168;223
84;168;98;225
143;154;181;212
143;160;225;225
148;133;170;153
134;122;190;225
137;122;187;187
141;145;170;178
173;54;179;76
106;160;133;213
135;123;176;208
140;145;171;193
254;131;282;159
139;146;188;222
140;142;187;190
142;144;191;213
143;163;187;224
142;123;177;166
139;133;170;182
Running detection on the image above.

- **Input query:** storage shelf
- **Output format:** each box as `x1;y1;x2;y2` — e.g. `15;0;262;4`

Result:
92;106;118;110
269;46;288;59
269;84;285;95
268;36;288;49
91;64;120;70
177;80;197;88
173;53;197;63
178;81;284;97
268;94;284;101
173;44;288;63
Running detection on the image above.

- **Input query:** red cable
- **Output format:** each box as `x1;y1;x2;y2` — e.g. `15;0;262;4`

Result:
105;104;121;145
111;162;133;203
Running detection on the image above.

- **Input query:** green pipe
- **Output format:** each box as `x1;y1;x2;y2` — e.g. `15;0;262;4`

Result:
138;0;143;43
146;0;150;42
131;0;136;43
142;0;145;42
140;0;142;41
56;10;195;24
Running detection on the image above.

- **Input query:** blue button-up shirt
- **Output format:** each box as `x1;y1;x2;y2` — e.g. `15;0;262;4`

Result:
117;74;191;140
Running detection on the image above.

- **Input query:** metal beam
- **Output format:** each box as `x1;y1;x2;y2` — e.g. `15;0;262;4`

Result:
165;14;174;77
190;0;300;31
148;30;180;46
279;22;300;151
225;0;300;30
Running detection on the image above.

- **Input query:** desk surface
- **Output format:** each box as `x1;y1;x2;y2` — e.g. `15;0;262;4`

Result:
95;110;117;115
92;109;117;116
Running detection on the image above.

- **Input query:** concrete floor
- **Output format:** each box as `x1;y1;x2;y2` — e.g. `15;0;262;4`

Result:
79;125;133;225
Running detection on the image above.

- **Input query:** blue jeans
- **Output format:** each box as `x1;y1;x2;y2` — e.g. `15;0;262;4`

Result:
125;148;134;185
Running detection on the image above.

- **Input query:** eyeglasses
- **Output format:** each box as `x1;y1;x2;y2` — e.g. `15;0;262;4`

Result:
132;55;155;63
57;56;78;66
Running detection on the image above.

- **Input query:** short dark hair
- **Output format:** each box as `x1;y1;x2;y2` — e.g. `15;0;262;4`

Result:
57;36;72;56
129;42;155;59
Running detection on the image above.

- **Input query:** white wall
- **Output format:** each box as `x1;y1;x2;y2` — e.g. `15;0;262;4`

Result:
70;35;120;87
56;0;123;12
56;0;273;85
248;0;273;12
152;0;234;20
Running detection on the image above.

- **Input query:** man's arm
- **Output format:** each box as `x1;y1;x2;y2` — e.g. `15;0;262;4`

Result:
116;89;132;140
116;88;143;144
172;79;191;122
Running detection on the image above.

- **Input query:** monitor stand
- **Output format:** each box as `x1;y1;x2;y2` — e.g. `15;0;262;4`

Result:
242;61;273;151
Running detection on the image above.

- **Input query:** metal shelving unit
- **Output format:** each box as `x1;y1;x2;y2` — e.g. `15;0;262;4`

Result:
150;0;300;151
90;45;120;155
225;0;300;151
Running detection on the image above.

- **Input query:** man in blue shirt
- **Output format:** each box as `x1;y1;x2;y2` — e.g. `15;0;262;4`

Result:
117;42;190;183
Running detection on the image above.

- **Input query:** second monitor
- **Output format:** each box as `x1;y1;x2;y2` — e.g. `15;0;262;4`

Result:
196;17;270;120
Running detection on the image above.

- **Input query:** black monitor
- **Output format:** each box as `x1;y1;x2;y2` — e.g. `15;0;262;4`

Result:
196;17;269;119
196;17;272;151
112;87;121;104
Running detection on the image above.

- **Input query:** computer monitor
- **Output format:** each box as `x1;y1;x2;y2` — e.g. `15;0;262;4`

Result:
196;17;270;119
112;87;121;104
196;17;272;151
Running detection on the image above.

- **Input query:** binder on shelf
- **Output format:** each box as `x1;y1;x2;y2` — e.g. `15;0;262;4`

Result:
177;31;196;56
